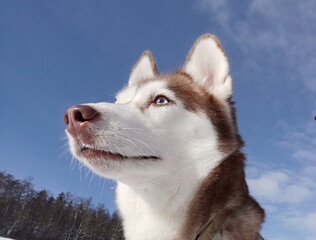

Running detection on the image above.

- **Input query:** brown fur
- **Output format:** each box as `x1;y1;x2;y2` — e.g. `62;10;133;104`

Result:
162;72;244;154
180;152;264;239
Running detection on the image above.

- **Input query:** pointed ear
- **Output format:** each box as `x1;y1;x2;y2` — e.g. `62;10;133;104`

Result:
184;34;232;100
128;51;158;86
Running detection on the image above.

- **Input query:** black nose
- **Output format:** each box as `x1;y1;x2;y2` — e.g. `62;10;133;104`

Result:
64;105;98;135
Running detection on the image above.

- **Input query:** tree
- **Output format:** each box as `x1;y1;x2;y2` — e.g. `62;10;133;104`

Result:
0;171;125;240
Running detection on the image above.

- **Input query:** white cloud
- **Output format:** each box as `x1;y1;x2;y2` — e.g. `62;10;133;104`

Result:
199;0;230;27
278;122;316;163
284;211;316;234
246;163;316;239
302;166;316;177
293;150;316;162
248;170;314;204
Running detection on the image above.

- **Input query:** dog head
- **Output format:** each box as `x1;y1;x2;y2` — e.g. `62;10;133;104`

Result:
64;34;243;184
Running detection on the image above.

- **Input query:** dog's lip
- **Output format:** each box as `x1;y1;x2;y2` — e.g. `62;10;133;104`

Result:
80;146;160;160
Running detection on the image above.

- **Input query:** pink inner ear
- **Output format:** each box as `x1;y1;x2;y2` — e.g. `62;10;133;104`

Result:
204;69;215;90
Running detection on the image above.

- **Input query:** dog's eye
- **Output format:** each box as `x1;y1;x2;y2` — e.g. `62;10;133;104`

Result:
154;96;170;105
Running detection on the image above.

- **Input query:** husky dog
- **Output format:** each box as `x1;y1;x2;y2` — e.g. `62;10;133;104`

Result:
64;34;264;240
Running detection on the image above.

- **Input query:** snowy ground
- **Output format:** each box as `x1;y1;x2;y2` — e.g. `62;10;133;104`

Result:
0;237;15;240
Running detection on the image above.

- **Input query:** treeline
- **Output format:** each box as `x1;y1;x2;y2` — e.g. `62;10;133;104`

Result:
0;171;124;240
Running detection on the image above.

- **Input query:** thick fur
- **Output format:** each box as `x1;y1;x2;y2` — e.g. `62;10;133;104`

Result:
65;34;264;240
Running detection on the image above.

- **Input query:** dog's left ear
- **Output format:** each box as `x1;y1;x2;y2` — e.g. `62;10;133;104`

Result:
128;51;158;86
184;34;232;100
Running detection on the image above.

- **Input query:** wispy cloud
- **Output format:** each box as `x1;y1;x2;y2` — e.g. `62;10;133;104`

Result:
285;211;316;234
199;0;316;93
278;121;316;163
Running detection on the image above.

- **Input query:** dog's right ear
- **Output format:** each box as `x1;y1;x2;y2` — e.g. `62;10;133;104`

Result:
128;51;158;86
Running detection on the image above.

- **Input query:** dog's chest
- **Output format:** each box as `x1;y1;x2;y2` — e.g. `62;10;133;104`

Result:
116;183;188;240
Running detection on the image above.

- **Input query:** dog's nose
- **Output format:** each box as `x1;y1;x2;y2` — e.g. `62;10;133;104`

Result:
64;105;98;135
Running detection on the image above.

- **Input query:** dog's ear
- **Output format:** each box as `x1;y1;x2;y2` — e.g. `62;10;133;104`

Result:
128;51;158;86
184;34;232;100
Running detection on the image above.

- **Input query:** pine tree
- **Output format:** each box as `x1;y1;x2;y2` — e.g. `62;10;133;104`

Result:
0;171;125;240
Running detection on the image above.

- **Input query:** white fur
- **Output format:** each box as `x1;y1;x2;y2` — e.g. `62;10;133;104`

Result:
184;36;232;100
128;51;156;87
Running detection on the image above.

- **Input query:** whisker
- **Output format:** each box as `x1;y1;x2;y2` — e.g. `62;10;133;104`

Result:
59;146;71;161
79;163;85;186
69;156;77;174
114;135;149;156
89;172;96;188
100;178;106;198
128;136;159;158
121;127;159;142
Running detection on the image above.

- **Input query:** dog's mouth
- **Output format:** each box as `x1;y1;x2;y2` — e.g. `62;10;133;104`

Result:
80;146;160;161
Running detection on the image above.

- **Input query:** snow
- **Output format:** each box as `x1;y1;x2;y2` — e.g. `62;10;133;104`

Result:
0;237;15;240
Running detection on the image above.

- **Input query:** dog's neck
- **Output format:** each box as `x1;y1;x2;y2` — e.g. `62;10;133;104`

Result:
115;154;225;240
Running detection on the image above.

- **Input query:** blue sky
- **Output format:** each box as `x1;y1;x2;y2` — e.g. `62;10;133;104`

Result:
1;0;315;239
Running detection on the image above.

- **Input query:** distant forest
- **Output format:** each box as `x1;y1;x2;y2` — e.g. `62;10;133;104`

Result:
0;171;124;240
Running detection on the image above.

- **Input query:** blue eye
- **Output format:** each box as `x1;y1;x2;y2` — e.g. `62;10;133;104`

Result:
154;96;170;105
